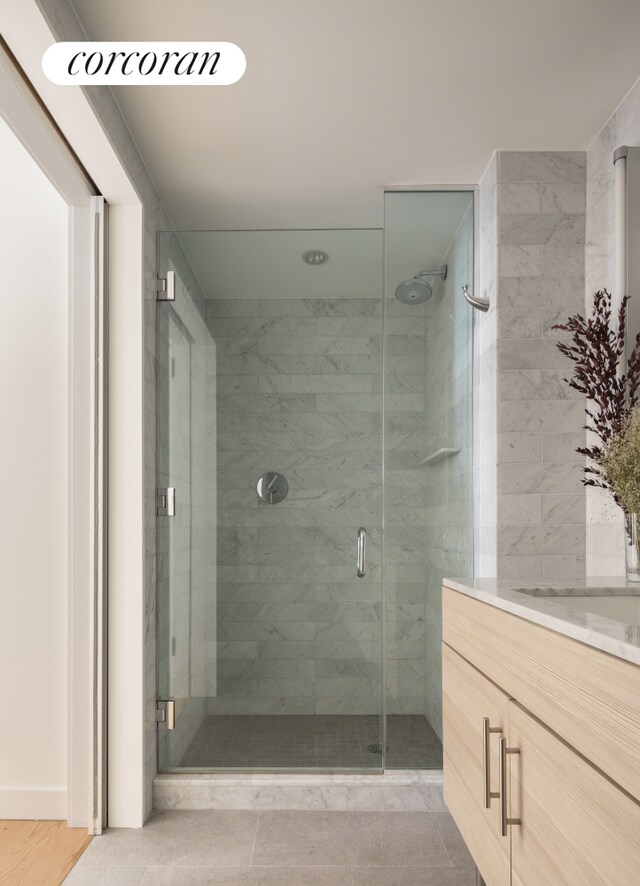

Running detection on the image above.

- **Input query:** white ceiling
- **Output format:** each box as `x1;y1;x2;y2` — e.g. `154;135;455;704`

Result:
171;191;472;299
176;229;383;299
69;0;640;230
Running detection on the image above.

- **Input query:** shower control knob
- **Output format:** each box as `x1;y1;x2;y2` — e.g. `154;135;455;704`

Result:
257;471;289;504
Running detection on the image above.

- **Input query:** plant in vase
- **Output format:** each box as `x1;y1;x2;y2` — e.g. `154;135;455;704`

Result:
552;289;640;580
598;409;640;579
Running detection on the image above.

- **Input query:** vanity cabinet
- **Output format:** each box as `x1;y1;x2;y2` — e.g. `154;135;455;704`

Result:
442;644;510;886
442;585;640;886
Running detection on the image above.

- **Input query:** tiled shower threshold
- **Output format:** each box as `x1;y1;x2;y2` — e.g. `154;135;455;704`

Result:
153;769;444;812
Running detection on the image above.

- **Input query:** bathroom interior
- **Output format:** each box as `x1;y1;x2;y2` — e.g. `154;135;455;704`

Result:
3;1;640;884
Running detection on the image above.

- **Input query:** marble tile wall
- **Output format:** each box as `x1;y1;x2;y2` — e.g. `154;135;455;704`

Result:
206;296;386;716
585;78;640;574
495;152;587;579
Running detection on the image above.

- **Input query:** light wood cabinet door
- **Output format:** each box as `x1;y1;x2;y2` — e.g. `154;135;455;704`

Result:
510;702;640;886
443;643;511;886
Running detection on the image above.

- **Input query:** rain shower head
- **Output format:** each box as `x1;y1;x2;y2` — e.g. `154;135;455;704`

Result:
395;277;433;305
394;264;447;305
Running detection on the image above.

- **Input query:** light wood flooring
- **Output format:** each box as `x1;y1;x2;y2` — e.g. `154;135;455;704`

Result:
0;820;91;886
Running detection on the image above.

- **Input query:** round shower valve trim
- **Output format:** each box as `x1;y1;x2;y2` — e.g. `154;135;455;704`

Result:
257;471;289;504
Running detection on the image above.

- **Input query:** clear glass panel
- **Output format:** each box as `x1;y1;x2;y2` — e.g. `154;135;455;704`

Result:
383;191;474;769
157;228;384;771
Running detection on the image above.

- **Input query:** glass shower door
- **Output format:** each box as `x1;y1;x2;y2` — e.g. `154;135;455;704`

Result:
384;190;474;769
156;228;384;772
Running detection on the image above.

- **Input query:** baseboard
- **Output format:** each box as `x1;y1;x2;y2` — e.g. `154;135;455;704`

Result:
0;787;67;819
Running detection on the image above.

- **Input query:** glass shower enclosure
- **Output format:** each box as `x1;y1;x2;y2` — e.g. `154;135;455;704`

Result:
156;193;474;773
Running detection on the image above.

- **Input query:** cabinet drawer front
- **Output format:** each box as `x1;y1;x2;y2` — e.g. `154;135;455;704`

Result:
443;644;511;886
443;585;640;802
510;702;640;886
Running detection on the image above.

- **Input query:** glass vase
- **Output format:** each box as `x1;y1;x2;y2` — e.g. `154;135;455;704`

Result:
625;512;640;582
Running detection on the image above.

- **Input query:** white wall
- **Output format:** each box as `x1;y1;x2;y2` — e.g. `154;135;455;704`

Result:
0;115;69;818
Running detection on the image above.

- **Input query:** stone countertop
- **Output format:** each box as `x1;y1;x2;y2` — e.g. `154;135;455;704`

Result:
442;577;640;666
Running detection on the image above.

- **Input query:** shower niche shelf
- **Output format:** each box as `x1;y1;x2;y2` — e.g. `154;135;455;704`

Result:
417;448;461;467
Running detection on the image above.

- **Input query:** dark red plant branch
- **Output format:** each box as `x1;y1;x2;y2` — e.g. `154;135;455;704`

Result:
552;289;640;498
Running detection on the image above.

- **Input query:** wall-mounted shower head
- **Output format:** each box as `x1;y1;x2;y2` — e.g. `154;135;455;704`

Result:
395;278;433;304
394;264;447;305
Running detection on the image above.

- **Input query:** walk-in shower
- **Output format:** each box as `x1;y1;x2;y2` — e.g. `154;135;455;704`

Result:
155;190;474;775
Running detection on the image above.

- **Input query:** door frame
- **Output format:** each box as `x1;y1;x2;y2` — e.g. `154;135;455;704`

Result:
0;39;100;828
0;4;147;829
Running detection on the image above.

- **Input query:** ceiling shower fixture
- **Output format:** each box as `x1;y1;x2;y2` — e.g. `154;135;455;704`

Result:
302;249;329;265
394;264;448;304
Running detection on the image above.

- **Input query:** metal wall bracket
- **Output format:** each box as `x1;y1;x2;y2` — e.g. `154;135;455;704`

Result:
156;699;175;730
156;270;175;301
156;487;175;516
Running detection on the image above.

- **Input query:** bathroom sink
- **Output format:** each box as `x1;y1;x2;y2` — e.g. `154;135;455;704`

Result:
514;587;640;625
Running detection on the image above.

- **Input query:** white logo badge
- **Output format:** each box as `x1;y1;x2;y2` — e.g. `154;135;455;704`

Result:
43;42;246;86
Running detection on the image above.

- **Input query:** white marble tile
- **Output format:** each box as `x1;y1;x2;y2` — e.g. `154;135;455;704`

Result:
496;555;543;580
499;275;584;308
497;432;541;463
498;151;586;183
498;245;541;277
498;307;542;339
498;369;582;401
498;523;584;556
498;339;569;370
499;213;584;246
542;494;585;525
498;399;583;433
542;431;586;462
498;462;583;495
498;494;542;525
541;245;584;277
499;183;541;214
540;182;586;214
153;772;444;812
542;555;587;580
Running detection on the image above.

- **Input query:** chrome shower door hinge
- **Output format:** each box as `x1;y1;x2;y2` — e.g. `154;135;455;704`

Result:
156;699;175;730
156;270;175;301
156;487;175;516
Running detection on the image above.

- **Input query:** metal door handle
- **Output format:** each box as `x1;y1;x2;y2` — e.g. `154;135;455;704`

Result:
499;736;521;836
356;527;366;578
482;717;502;808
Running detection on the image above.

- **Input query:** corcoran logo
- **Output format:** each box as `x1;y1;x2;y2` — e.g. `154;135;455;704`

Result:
42;41;246;85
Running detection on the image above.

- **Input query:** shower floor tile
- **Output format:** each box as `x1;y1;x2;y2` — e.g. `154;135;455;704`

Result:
177;715;442;770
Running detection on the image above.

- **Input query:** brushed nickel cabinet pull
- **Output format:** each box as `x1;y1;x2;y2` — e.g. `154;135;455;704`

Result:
499;736;521;836
482;717;502;808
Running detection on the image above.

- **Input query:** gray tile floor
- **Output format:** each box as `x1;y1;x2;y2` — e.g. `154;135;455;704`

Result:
63;809;476;885
179;715;443;770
